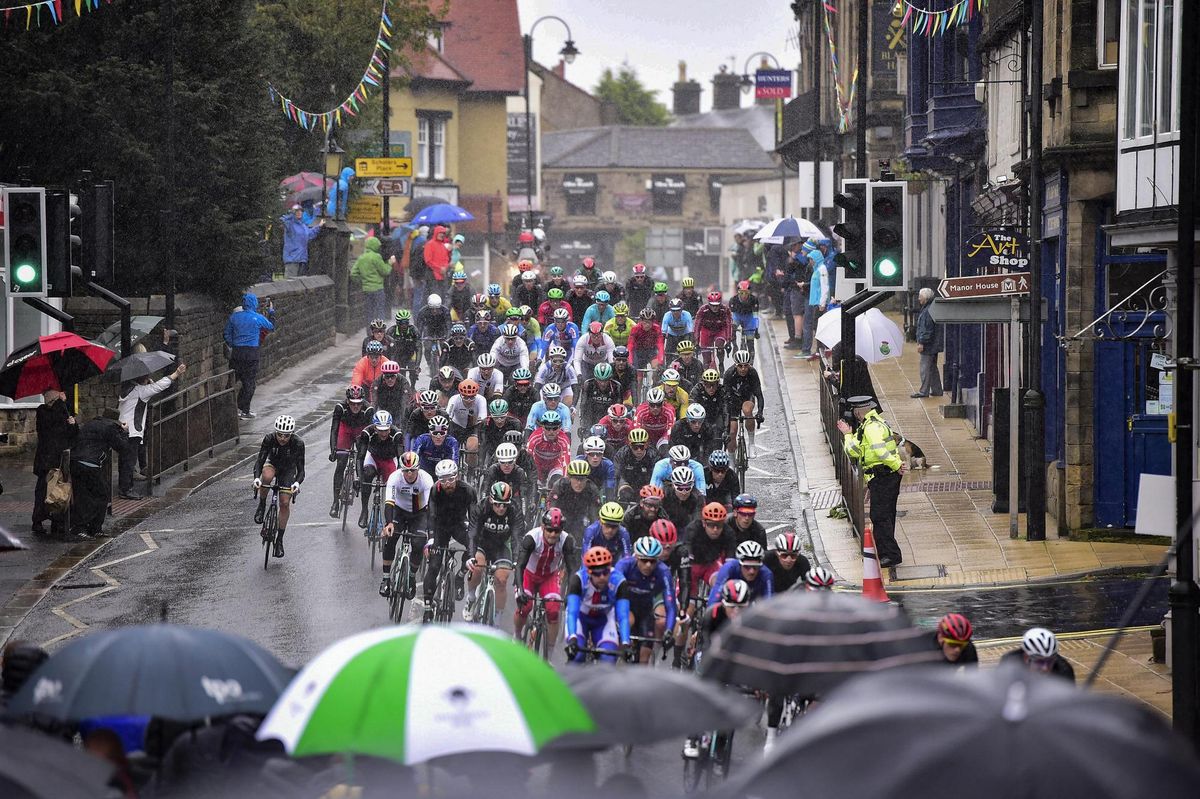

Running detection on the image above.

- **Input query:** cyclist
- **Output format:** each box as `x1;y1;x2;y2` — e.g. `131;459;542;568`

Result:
765;532;811;593
684;499;736;598
576;256;601;290
599;270;625;303
646;281;671;318
537;286;572;327
597;403;634;453
729;280;760;361
676;276;701;317
489;324;530;380
352;340;387;403
415;294;452;378
613;536;676;663
410;414;460;477
669;339;704;393
614;428;657;503
361;319;394;360
373;360;410;421
513;269;543;311
447;270;474;321
649;519;692;668
662;465;704;531
440;324;476;375
692;369;729;447
526;411;572;488
518;305;544;368
611;345;637;401
467;353;505;398
379;451;433;599
1000;627;1075;682
625;483;666;541
579;364;625;432
503;368;538;422
625;262;654;311
484;282;511;317
566;274;594;324
629;308;665;384
581;290;615;331
466;310;501;355
526;382;575;436
541;311;580;365
463;482;523;621
564;547;631;663
634;387;676;458
481;441;533;507
695;291;733;370
704;450;741;509
932;613;979;667
573;322;615;381
682;579;750;762
604;303;633;351
509;258;539;296
670;405;714;464
403;390;441;449
657;368;690;418
723;349;765;452
252;415;305;558
390;309;423;386
544;265;571;298
328;386;375;518
661;299;694;356
480;398;522;457
446;379;485;467
581;501;632;565
581;436;616;497
707;540;773;607
514;508;579;645
651;444;707;494
804;566;836;590
550;459;601;543
535;347;579;406
354;409;403;528
728;493;767;550
420;459;477;621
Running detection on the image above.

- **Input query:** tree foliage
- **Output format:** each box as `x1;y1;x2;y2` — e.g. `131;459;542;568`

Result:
593;64;671;127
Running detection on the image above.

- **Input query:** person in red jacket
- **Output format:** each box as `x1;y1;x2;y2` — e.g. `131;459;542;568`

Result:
423;225;452;283
537;288;573;327
628;309;664;392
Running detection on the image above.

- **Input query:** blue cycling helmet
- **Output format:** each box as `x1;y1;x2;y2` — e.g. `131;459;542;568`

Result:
372;410;393;430
709;449;731;468
595;290;611;303
487;283;502;296
633;536;664;559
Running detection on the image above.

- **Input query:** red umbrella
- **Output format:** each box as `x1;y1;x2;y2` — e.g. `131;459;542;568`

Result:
279;172;330;207
0;332;115;400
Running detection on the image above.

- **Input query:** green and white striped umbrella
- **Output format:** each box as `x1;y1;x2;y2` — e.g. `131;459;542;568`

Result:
256;624;594;764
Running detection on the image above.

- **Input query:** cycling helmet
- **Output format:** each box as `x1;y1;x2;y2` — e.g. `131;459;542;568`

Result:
632;262;647;275
573;275;588;287
608;403;629;420
518;259;534;272
507;307;525;320
451;270;467;282
805;566;835;589
702;502;728;523
372;410;393;430
638;308;656;320
435;459;458;479
503;430;525;444
418;389;439;408
1022;627;1058;658
520;305;534;317
541;507;564;530
646;387;665;404
399;451;420;470
737;280;751;292
438;366;457;381
477;353;497;368
582;257;596;269
548;345;568;360
476;309;492;323
553;307;570;322
613;302;629;316
487;283;502;297
676;339;696;354
274;415;296;434
584;436;607;454
518;230;535;244
685;404;706;421
520;270;537;283
590;423;608;439
938;613;973;644
595;290;611;304
488;398;509;417
370;318;387;331
653;281;669;294
395;309;412;323
346;385;367;403
366;340;385;356
471;294;486;308
512;368;532;383
501;324;519;338
670;465;695;486
381;360;401;375
721;579;750;607
661;368;681;385
735;540;765;565
541;382;562;399
450;323;468;337
550;266;564;277
548;287;565;300
613;345;629;360
566;459;591;477
668;444;691;463
427;294;442;308
733;493;759;512
489;482;513;504
628;427;650;445
681;276;695;288
428;415;450;434
495;442;519;463
639;484;665;501
583;546;614;569
633;536;664;559
774;532;803;554
458;379;479;398
588;321;603;335
598;502;625;524
649;518;678;547
707;291;723;305
593;362;613;380
669;299;684;311
734;350;753;365
539;410;562;429
708;449;730;468
701;368;721;383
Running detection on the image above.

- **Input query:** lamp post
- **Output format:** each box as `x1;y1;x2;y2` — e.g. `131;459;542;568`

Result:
323;135;352;333
523;16;579;222
738;52;781;94
739;53;788;217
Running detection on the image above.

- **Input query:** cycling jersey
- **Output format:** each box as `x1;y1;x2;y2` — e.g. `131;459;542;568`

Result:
726;518;767;551
684;519;734;597
573;334;614;376
669;420;716;464
536;299;573;327
517;527;579;578
415;305;452;339
255;433;306;484
600;282;625;303
722;365;764;410
526;428;572;481
659;385;689;418
512;283;543;311
676;291;701;317
614;446;656;493
470;504;523;561
581;303;615;331
410;432;460;475
429;480;476;537
627;322;664;365
692;385;729;428
764;550;810;593
581;521;631;563
660;311;694;338
525;400;574;434
649;458;707;493
550;480;601;535
484;297;511;317
390;325;422;363
625;277;653;311
565;569;631;656
361;334;395;360
534;362;578;394
481;462;531;505
440;341;476;374
489;337;530;371
597;417;635;451
695;305;733;338
404;408;437;449
706;559;773;607
633;402;676;442
329;401;375;453
356;428;403;468
466;366;505;396
703;469;741;509
373;377;410;420
623;506;663;542
385;468;433;514
541;322;579;355
729;293;760;330
566;291;594;325
445;394;486;430
351;357;386;393
603;316;633;348
466;323;500;354
663;489;704;532
503;385;538;421
447;286;474;321
479;415;522;455
669;356;705;392
613;555;676;632
584;457;617;493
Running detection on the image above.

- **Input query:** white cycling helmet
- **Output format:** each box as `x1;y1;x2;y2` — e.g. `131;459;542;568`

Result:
670;465;695;486
668;444;691;463
477;353;496;368
602;270;617;283
804;566;835;589
646;387;665;404
435;459;459;479
541;382;562;399
274;415;296;434
427;294;442;308
685;404;707;421
549;345;568;360
1021;627;1058;658
734;349;752;365
584;436;606;454
495;443;519;463
735;540;765;565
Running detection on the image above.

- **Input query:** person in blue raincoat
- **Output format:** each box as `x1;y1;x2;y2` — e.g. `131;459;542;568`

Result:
280;204;321;278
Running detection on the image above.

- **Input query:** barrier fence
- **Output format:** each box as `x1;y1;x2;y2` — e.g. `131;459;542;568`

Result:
146;370;241;484
817;355;867;538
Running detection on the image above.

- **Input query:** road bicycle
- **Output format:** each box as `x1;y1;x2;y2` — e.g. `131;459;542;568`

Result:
678;595;709;672
637;363;657;405
334;450;359;532
363;478;386;570
420;336;445;379
733;325;757;364
681;725;735;794
468;557;514;627
258;483;291;570
698;338;728;374
425;540;467;624
519;592;553;661
732;415;753;488
386;528;425;623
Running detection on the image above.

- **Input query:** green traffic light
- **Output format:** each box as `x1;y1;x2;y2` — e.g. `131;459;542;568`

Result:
875;257;898;278
13;263;38;285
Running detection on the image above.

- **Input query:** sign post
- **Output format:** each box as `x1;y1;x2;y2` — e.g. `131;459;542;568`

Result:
353;157;413;178
1009;295;1021;538
937;272;1030;299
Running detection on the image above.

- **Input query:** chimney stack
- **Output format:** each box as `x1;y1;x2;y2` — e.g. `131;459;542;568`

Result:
711;65;741;112
672;60;702;117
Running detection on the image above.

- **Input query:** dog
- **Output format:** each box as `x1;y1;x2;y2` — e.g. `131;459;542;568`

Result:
893;434;929;470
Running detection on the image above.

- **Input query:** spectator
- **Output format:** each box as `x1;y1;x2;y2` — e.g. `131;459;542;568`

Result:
799;241;830;358
84;728;139;798
279;204;320;278
784;240;811;351
912;287;944;398
451;233;466;271
117;362;187;499
1;640;48;710
351;236;391;328
423;225;452;287
407;225;431;310
70;415;127;538
33;388;77;535
224;293;275;420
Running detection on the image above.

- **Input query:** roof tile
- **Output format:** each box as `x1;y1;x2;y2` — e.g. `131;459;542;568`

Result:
441;0;525;94
542;126;777;171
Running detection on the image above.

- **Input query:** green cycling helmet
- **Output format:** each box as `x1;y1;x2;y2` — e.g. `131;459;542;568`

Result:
593;362;613;380
653;281;669;294
548;287;565;300
488;398;509;417
506;307;524;319
395;309;412;322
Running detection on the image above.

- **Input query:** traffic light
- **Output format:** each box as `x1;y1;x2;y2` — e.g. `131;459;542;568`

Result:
82;180;115;285
3;187;48;297
866;181;907;291
832;179;867;281
44;188;80;298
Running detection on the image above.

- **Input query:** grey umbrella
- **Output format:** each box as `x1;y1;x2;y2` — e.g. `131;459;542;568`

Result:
701;590;942;696
92;315;164;353
549;665;761;750
718;663;1200;799
0;724;115;799
1;524;28;552
102;350;176;383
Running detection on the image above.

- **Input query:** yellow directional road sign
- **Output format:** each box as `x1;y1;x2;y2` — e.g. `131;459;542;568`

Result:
345;196;383;224
355;157;413;178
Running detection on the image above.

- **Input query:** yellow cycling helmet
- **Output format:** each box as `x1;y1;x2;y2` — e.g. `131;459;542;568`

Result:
599;501;625;524
628;427;650;445
567;459;592;477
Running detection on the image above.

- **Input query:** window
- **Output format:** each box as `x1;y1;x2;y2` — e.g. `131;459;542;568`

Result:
1120;0;1181;140
426;23;445;53
563;173;598;216
1099;0;1120;67
650;174;686;216
417;114;447;179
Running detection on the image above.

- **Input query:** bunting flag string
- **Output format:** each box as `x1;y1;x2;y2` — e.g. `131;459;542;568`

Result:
822;2;856;133
268;0;393;132
896;0;986;37
0;0;108;31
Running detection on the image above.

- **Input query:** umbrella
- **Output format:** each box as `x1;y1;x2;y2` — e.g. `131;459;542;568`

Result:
256;624;594;765
6;624;293;722
279;171;326;194
551;664;760;750
1;524;28;551
0;332;115;400
814;306;904;362
91;315;164;353
102;350;176;383
0;724;115;799
718;664;1200;799
754;216;824;244
411;203;475;226
701;591;940;696
733;219;765;236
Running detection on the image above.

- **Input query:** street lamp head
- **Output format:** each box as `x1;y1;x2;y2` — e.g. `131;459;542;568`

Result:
560;39;579;64
739;73;754;94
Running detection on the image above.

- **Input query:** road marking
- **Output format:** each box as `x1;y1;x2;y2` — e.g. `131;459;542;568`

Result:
43;533;160;648
132;520;339;535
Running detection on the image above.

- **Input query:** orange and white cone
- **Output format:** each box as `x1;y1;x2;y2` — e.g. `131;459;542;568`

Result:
861;523;891;603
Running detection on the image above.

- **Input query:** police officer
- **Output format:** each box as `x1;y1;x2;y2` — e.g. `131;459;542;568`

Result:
836;395;906;568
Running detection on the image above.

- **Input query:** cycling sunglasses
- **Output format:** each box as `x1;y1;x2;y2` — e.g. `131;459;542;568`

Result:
588;567;612;577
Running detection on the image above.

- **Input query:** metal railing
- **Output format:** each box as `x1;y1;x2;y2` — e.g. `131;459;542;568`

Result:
817;355;867;538
146;370;241;485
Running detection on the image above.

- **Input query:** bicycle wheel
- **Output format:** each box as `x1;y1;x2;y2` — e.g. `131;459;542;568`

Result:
368;502;381;571
708;730;734;788
390;551;410;623
736;427;749;486
262;502;278;571
480;584;496;627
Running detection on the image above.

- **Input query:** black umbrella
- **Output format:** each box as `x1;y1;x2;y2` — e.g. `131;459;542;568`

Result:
92;315;164;353
1;524;28;552
718;664;1200;799
102;350;176;383
550;664;760;750
0;723;115;799
6;624;293;722
701;590;941;696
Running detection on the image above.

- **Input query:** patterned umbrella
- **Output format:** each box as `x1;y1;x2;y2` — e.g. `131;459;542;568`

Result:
753;216;824;244
0;332;115;400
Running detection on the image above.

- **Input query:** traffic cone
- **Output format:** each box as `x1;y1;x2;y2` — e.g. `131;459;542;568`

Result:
861;523;891;603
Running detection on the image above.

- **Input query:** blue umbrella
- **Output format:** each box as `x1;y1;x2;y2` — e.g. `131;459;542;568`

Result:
6;624;293;722
411;203;475;225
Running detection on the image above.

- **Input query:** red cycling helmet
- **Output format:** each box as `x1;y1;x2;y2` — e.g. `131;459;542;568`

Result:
938;613;973;644
649;518;678;547
518;231;535;244
541;507;564;530
582;257;596;269
707;290;723;305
